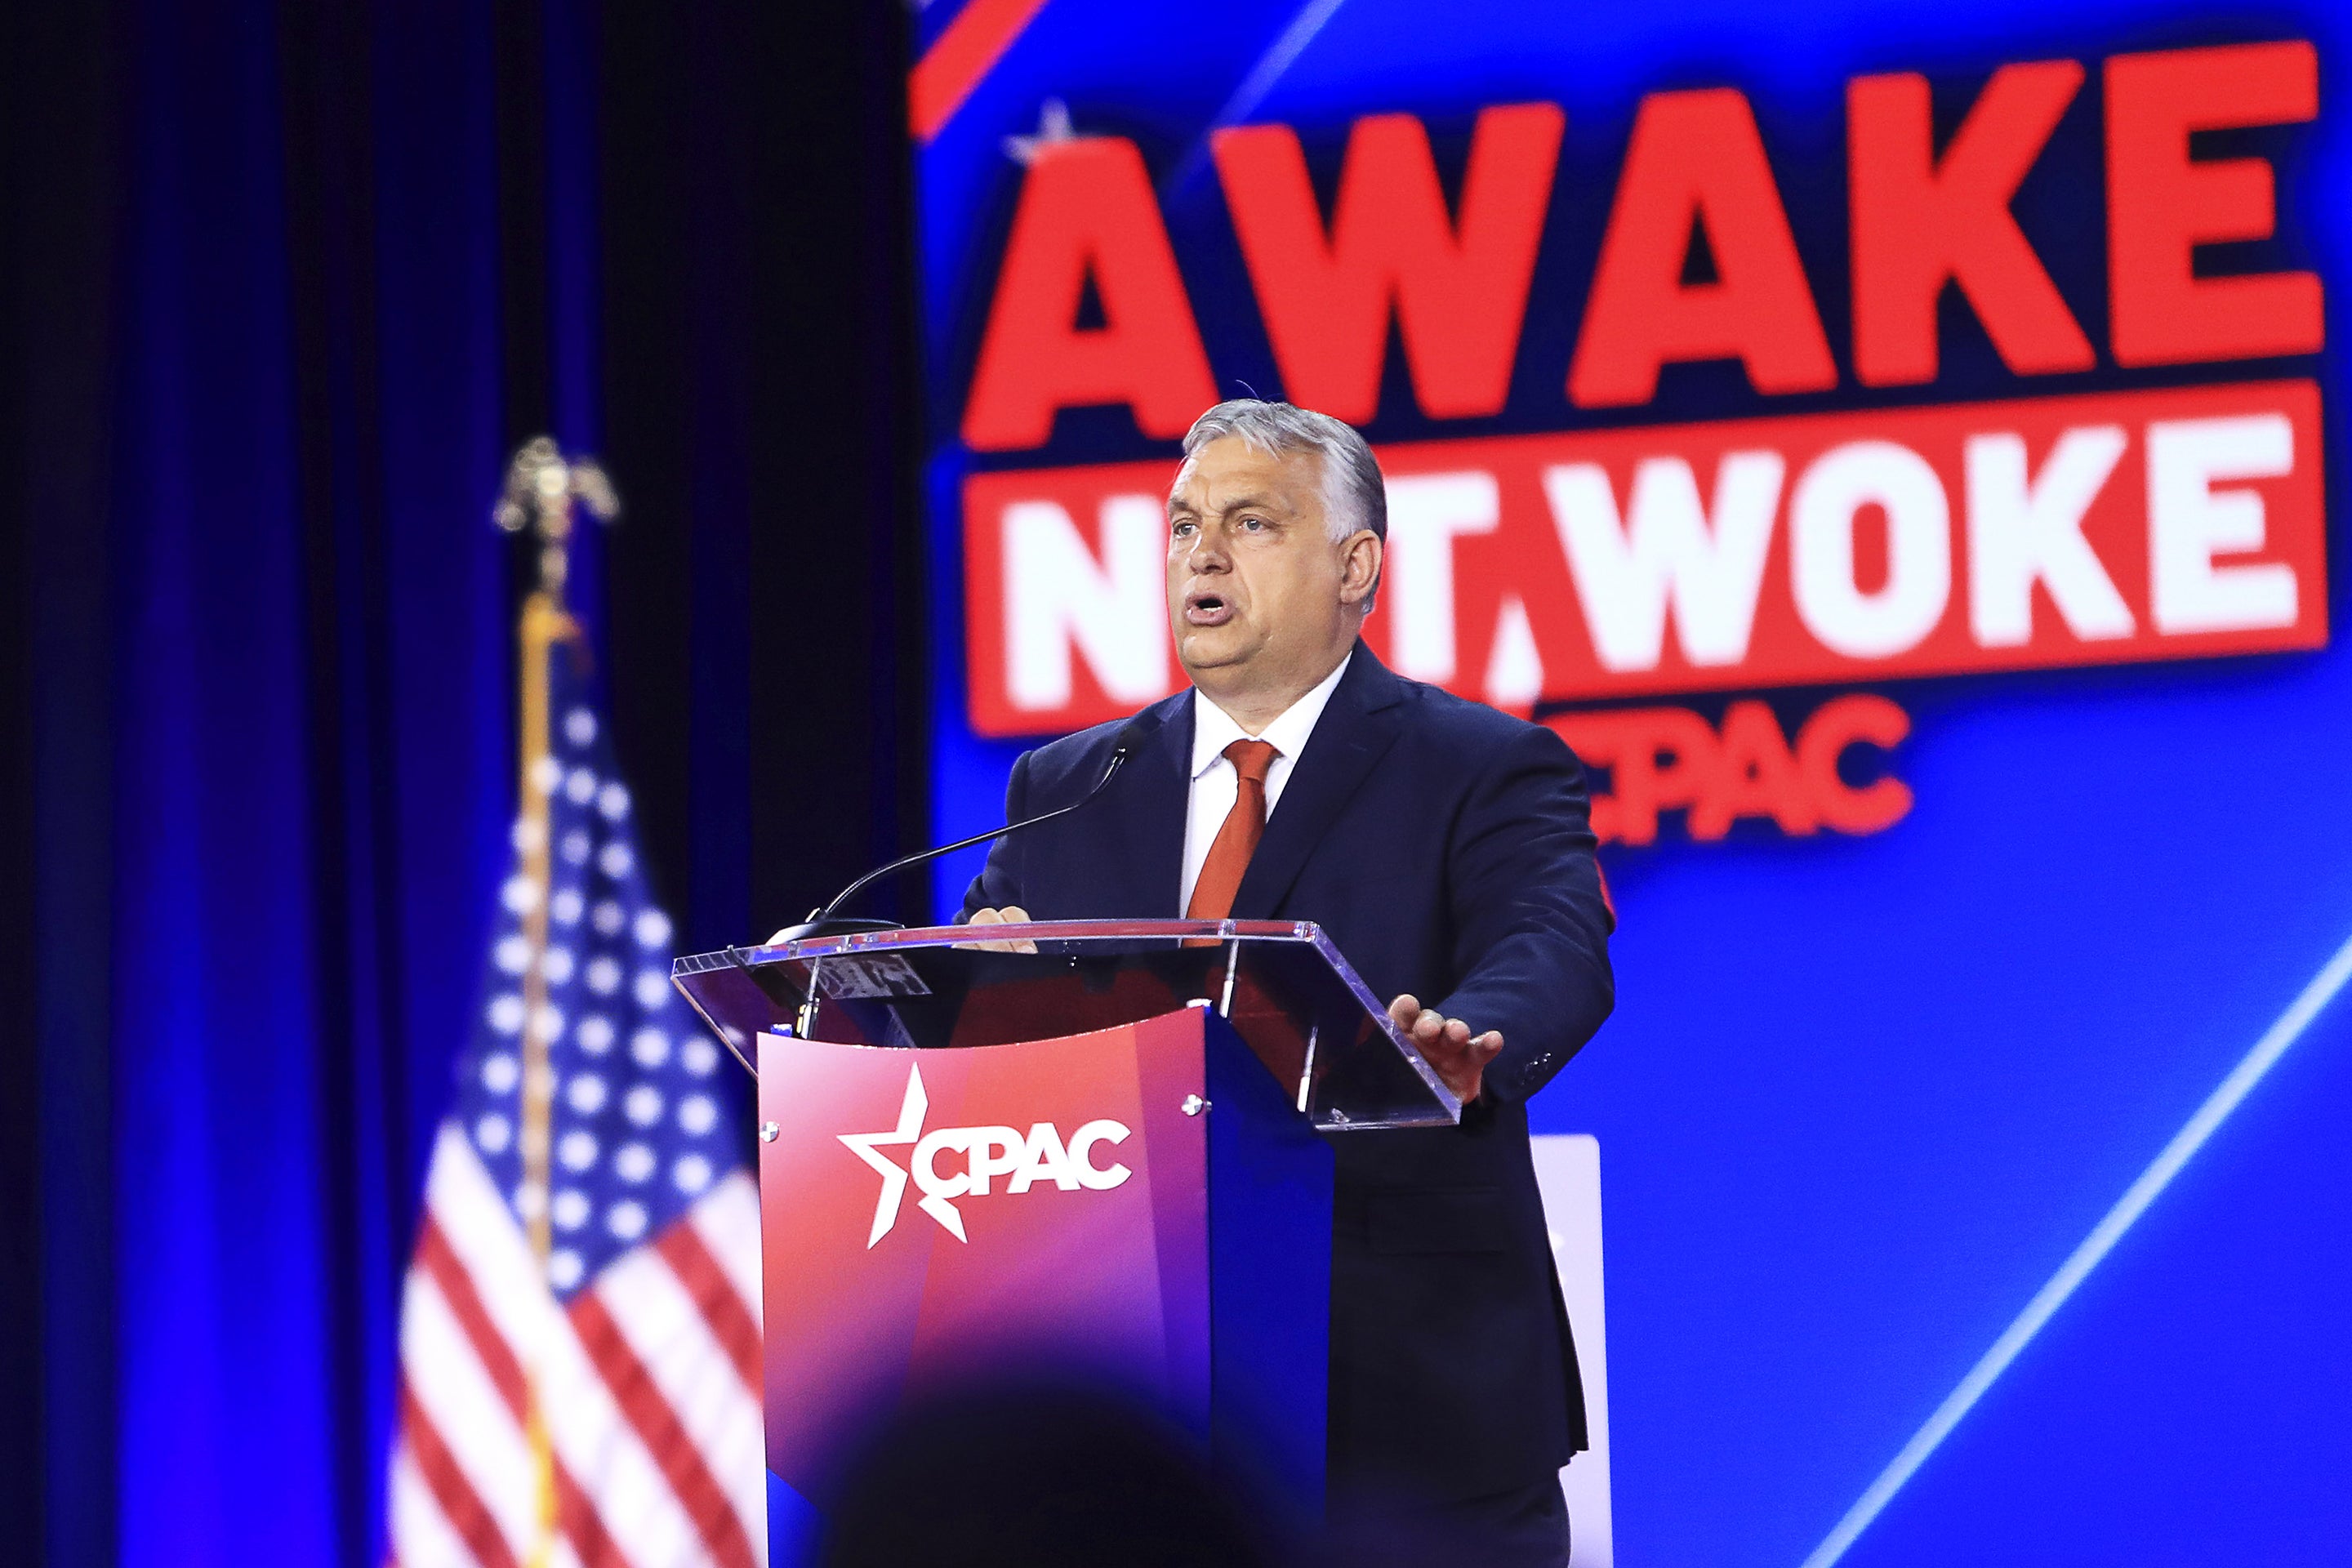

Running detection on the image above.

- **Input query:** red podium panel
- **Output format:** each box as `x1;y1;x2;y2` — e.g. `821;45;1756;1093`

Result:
756;1008;1214;1498
673;920;1452;1544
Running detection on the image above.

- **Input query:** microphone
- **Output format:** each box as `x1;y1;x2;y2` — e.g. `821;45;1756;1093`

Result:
763;715;1154;947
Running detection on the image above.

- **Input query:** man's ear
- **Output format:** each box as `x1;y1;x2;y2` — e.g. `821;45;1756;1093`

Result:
1339;530;1382;611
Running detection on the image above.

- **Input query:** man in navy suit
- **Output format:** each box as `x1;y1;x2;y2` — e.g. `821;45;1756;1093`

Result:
964;399;1615;1565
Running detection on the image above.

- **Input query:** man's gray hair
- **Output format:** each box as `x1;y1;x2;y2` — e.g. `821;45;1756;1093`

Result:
1180;399;1387;547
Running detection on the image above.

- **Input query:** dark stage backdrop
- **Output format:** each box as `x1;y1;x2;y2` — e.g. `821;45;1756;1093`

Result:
0;1;924;1564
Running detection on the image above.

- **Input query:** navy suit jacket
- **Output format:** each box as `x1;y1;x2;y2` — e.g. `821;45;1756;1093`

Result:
960;644;1615;1500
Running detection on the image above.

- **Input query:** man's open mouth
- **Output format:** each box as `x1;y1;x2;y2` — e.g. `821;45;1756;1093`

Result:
1183;590;1234;626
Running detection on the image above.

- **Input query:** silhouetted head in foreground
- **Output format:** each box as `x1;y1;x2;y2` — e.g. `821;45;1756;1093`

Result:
817;1383;1282;1568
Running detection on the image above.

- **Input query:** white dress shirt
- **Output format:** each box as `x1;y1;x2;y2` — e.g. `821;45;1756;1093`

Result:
1178;652;1353;913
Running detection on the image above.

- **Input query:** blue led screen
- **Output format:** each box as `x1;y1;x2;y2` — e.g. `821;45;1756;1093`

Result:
911;5;2352;1562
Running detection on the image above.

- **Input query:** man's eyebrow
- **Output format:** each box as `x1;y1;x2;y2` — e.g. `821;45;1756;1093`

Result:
1173;492;1285;519
1165;489;1290;521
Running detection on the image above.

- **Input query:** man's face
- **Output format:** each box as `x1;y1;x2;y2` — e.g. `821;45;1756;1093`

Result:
1165;437;1373;698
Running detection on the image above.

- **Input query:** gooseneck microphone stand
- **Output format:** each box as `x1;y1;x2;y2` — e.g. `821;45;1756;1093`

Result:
762;719;1149;947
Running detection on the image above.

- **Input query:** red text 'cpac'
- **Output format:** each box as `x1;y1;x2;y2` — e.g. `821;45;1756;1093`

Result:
1551;696;1914;847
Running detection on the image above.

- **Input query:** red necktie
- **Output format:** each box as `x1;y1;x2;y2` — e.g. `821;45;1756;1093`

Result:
1187;739;1278;921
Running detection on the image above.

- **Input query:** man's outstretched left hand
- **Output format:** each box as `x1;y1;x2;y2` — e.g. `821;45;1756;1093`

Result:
1388;994;1503;1106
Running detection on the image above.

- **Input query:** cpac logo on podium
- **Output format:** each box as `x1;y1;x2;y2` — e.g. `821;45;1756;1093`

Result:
839;1065;1135;1245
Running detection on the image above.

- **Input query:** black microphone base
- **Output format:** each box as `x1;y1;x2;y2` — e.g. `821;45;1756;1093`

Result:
764;915;904;947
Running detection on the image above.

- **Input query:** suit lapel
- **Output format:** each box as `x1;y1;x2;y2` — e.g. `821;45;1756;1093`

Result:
1101;689;1192;916
1230;644;1405;920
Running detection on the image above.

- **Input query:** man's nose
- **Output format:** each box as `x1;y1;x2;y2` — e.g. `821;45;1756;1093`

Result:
1185;531;1231;572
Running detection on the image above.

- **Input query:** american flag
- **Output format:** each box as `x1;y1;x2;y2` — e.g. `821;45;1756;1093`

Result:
389;636;766;1568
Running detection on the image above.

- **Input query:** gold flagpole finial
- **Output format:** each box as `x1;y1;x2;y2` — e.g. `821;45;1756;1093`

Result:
494;434;621;604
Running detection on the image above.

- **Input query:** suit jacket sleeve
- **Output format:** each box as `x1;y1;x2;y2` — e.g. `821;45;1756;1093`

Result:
1430;724;1615;1107
957;749;1033;920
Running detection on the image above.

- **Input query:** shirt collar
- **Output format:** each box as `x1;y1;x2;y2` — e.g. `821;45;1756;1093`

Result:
1189;650;1353;780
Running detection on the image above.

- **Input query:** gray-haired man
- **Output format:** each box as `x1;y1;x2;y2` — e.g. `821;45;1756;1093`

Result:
969;399;1615;1564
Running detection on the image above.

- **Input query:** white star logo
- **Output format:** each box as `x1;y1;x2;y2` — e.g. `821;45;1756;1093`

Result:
838;1065;962;1246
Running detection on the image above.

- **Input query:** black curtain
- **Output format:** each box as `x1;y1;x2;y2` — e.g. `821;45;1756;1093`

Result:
598;1;928;950
0;0;923;1559
2;0;122;1559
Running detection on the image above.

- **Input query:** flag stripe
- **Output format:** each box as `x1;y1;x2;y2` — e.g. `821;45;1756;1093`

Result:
553;1463;633;1568
433;1132;710;1568
597;1236;768;1552
400;1276;539;1559
687;1174;764;1325
541;1315;706;1568
401;1385;523;1568
415;1211;636;1568
390;1440;474;1568
416;1216;530;1421
574;1291;760;1568
427;1127;564;1351
403;1085;751;1568
656;1220;763;1394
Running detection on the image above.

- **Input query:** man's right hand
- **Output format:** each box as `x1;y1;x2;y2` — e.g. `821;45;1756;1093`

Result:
960;905;1038;953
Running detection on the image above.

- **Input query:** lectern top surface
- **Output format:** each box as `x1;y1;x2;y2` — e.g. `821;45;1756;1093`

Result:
670;920;1460;1131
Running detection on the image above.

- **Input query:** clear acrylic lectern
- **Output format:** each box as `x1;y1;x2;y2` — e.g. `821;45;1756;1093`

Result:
672;917;1461;1129
669;918;1457;1559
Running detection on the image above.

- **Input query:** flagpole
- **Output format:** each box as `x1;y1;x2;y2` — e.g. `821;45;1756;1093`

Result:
494;439;617;1568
